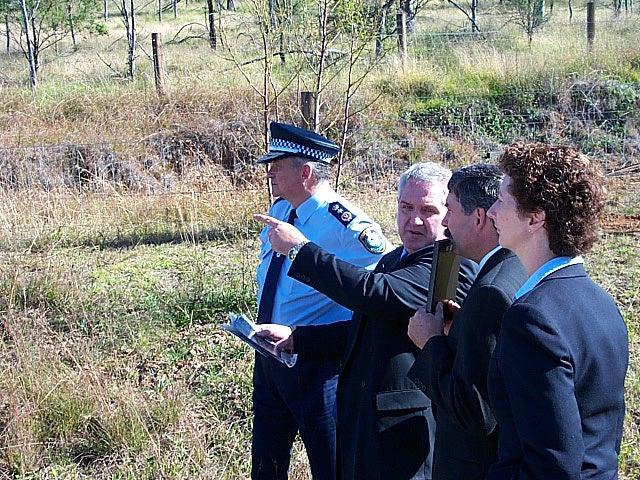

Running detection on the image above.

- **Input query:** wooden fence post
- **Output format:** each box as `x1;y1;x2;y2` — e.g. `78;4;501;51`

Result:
152;33;167;97
587;1;595;51
300;91;317;130
397;11;407;66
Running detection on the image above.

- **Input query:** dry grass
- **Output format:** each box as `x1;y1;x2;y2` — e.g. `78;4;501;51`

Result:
0;181;400;478
0;174;638;478
0;1;638;477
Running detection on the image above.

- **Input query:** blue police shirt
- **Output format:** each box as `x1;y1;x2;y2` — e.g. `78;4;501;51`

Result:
256;186;390;327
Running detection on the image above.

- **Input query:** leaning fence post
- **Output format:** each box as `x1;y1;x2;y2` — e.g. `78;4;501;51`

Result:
152;33;167;97
300;91;317;131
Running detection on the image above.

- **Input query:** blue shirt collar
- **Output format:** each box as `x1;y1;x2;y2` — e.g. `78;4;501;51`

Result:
295;186;333;225
514;255;584;300
477;245;502;274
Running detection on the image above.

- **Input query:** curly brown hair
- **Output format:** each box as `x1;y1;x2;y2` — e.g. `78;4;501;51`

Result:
498;143;607;256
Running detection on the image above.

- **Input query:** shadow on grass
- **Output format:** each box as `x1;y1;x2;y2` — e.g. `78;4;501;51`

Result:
80;227;244;250
2;225;261;252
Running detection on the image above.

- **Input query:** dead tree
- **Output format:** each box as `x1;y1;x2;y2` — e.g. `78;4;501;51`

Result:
114;0;137;78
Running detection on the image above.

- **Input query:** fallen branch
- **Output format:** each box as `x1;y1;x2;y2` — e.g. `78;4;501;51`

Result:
169;22;208;44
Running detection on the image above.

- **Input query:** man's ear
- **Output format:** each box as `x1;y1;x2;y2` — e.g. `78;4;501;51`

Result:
301;162;313;181
529;209;546;233
475;207;488;229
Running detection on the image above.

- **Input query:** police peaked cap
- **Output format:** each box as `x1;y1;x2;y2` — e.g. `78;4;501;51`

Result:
257;122;340;164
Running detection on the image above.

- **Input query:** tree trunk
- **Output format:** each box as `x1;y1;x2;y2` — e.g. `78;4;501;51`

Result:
125;0;136;78
30;14;39;72
4;15;9;53
268;0;277;29
401;0;416;33
568;0;572;22
471;0;478;32
227;0;236;11
103;0;108;20
53;23;59;55
397;11;407;65
313;0;330;131
206;0;216;49
375;6;387;58
18;0;37;88
157;0;162;22
68;2;77;50
278;31;285;64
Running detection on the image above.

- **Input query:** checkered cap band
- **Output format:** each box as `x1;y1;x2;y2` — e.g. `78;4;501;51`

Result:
270;138;334;161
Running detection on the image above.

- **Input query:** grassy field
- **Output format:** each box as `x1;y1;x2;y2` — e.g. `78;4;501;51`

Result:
0;179;638;478
0;0;639;477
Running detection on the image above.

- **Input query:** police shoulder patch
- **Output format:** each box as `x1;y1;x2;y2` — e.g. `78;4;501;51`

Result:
328;201;355;227
358;226;386;254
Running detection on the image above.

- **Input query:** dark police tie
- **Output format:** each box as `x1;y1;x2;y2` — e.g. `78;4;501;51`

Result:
256;208;297;324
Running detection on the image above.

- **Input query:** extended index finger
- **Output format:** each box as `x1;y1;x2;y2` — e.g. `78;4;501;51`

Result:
253;213;282;227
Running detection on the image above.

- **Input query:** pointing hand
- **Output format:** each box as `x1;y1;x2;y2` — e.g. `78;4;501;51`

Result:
254;213;308;255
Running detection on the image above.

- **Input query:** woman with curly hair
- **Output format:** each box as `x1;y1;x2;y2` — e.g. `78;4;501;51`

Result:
485;143;628;480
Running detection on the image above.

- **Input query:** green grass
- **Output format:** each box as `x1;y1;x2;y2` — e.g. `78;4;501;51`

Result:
588;234;640;478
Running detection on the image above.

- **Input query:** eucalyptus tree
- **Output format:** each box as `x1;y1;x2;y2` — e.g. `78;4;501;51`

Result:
112;0;136;77
503;0;548;45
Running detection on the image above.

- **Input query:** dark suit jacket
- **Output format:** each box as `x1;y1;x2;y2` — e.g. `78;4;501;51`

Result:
408;248;526;480
487;263;628;480
289;243;477;480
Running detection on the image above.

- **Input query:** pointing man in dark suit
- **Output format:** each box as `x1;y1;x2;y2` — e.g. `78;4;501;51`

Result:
254;162;477;479
407;164;527;480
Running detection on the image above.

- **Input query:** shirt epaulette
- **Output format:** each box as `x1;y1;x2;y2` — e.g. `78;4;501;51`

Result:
328;201;355;227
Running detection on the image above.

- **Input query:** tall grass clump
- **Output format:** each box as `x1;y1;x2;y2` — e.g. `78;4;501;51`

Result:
0;312;212;478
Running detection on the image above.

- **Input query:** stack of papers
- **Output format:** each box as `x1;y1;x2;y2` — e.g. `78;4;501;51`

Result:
222;313;298;368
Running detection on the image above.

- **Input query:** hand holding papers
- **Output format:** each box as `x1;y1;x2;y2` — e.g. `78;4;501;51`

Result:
409;238;464;347
427;238;461;314
222;313;298;368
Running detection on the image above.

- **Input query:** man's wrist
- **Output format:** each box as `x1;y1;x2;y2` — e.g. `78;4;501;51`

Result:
288;240;310;261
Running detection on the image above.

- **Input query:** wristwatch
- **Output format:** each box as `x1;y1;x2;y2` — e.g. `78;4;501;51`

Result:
288;240;309;261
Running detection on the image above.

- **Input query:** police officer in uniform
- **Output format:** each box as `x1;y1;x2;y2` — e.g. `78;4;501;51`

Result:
252;122;389;480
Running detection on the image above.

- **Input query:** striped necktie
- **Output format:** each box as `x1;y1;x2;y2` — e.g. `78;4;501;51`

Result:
256;208;297;324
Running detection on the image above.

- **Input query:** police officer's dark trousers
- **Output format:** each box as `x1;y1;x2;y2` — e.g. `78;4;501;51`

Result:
252;352;338;480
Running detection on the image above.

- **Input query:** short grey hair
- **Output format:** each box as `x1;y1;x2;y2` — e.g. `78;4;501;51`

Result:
397;162;452;198
290;156;332;183
448;163;502;215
